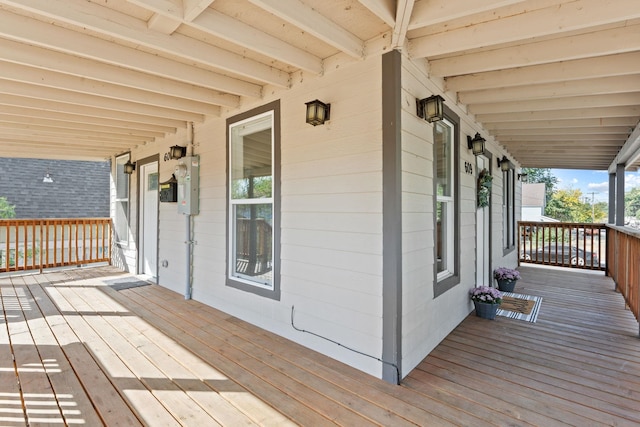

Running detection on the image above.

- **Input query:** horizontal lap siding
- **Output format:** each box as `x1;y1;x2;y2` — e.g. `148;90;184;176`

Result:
142;56;385;378
400;55;481;376
280;57;384;376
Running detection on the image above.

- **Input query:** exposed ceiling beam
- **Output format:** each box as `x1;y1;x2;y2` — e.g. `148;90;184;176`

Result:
459;75;640;104
492;127;633;136
469;93;640;115
446;52;640;92
392;0;414;48
484;118;639;130
409;0;640;57
129;0;324;74
0;62;222;116
475;106;640;122
0;0;289;88
428;23;640;77
357;0;395;26
248;0;364;58
0;10;262;98
0;80;207;122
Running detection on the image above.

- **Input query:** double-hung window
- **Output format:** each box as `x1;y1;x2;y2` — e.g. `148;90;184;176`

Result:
114;153;130;246
227;102;280;298
503;168;516;250
434;114;459;296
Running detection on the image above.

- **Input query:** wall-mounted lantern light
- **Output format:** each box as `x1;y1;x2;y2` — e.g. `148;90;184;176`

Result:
43;172;54;183
467;132;486;156
416;94;444;123
305;99;331;126
169;145;187;159
497;156;511;172
123;159;136;175
518;173;528;181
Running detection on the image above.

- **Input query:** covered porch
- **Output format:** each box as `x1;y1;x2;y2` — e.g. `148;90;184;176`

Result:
2;264;639;426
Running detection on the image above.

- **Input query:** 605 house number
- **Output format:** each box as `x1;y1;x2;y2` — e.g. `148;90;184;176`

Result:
464;161;473;175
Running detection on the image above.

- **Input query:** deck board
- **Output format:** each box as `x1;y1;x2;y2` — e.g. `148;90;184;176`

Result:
1;265;640;426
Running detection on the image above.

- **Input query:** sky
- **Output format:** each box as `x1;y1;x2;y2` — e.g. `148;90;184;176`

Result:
550;169;640;203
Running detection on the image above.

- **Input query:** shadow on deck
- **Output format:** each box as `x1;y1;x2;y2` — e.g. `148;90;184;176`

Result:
1;265;639;426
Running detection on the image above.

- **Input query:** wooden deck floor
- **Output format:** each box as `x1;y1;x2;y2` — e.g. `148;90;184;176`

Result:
1;265;639;426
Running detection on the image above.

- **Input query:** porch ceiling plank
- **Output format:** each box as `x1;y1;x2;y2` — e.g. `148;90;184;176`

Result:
409;0;529;29
0;38;240;108
0;62;223;116
0;93;187;133
408;0;640;58
446;52;640;92
0;94;187;129
0;10;263;98
130;0;324;74
0;0;289;89
484;118;640;130
497;134;627;142
459;75;640;105
469;93;640;115
475;106;640;123
247;0;365;58
0;127;150;145
0;80;207;122
0;137;132;151
427;23;640;77
357;0;396;26
0;105;178;135
492;127;633;136
0;122;156;142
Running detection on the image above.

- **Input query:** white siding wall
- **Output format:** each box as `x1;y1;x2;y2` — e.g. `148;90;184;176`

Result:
128;56;386;377
399;54;519;376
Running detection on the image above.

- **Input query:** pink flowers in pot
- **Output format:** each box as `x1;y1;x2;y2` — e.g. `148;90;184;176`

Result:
469;286;503;304
493;267;521;281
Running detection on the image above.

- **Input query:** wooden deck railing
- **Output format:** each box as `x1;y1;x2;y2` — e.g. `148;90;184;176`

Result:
518;221;606;271
607;226;640;322
0;218;112;273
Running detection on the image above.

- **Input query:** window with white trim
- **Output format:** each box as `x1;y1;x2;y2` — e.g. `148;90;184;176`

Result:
227;102;280;298
114;153;130;245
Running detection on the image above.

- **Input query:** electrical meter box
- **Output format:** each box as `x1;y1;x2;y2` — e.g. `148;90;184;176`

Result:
174;155;200;215
159;175;177;203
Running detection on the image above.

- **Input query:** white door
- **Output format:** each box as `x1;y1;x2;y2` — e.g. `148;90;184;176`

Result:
140;162;159;280
476;155;491;286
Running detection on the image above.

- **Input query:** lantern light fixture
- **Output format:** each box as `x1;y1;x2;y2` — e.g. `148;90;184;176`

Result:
305;99;331;126
42;172;54;183
416;94;444;123
169;145;187;159
466;132;486;156
123;159;136;175
497;156;511;172
518;173;528;181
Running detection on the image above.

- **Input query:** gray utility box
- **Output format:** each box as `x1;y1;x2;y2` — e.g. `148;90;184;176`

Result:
175;155;200;215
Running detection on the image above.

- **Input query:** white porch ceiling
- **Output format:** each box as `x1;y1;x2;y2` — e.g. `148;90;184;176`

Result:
0;0;638;169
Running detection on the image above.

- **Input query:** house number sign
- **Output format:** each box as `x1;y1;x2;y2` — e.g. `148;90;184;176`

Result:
464;161;473;175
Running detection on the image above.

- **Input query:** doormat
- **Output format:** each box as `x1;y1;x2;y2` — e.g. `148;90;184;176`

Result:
107;280;151;291
497;292;542;323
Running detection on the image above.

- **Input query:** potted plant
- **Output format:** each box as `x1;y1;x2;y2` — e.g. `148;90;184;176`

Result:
493;267;521;292
469;286;503;320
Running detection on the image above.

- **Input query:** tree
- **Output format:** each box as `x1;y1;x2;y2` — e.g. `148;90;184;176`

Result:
625;187;640;218
521;168;558;208
546;189;607;223
0;197;16;218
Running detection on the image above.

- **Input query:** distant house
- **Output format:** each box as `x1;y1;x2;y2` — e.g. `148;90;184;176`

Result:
521;183;556;222
0;158;110;219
